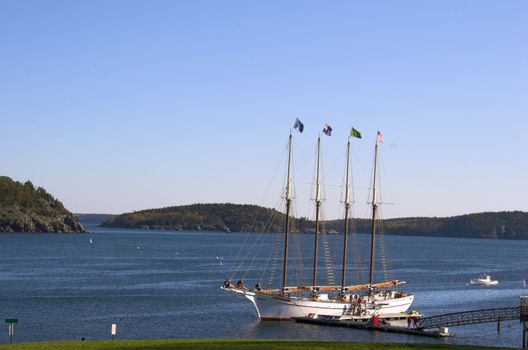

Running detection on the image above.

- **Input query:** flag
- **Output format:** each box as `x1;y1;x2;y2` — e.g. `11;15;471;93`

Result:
377;131;384;143
293;118;304;133
323;124;332;136
350;127;362;139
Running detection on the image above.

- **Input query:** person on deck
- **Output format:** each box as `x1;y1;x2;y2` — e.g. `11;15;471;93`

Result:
236;280;249;290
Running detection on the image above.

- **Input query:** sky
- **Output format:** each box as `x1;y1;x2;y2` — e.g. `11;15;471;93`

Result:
1;0;527;219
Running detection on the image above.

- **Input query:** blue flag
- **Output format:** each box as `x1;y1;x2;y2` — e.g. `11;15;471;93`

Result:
293;118;304;133
323;124;332;136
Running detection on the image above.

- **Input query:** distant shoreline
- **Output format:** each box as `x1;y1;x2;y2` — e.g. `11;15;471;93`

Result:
93;203;528;240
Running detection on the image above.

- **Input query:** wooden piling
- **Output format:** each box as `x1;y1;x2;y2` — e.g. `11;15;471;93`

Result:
523;322;527;349
521;296;528;349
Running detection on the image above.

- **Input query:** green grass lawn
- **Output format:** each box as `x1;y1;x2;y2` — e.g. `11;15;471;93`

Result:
0;339;515;350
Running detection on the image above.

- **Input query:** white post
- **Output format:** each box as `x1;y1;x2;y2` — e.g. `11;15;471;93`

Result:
8;324;14;344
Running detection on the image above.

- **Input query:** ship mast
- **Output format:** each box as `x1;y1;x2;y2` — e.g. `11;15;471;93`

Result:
368;140;379;287
312;136;322;289
340;139;351;292
281;132;293;292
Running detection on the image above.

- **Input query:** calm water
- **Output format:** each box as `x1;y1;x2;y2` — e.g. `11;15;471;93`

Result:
0;225;526;348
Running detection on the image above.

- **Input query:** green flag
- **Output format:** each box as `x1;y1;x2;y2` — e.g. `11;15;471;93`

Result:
350;127;362;139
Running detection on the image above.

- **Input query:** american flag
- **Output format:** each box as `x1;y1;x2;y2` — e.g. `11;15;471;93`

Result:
377;131;384;143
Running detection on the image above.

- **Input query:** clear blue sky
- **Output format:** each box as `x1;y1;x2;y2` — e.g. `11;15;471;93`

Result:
1;0;526;219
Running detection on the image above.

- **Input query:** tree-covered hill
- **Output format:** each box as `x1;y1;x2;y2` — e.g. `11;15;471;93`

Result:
0;176;85;233
102;203;528;240
327;211;528;239
103;203;311;233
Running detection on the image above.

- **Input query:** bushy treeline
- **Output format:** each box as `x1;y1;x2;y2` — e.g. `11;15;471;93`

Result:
0;176;65;216
103;202;528;239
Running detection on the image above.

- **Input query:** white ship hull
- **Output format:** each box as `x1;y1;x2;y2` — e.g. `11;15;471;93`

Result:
469;279;498;286
224;287;414;320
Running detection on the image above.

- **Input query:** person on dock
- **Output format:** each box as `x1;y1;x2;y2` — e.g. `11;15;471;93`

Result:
412;315;421;328
407;315;412;328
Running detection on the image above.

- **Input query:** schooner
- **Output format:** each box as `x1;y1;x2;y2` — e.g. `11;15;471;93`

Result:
222;122;413;320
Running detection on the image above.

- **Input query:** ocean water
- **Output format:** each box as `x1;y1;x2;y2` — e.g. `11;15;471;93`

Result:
0;225;526;348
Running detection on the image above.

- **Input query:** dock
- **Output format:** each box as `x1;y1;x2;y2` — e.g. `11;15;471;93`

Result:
295;301;528;341
294;316;453;338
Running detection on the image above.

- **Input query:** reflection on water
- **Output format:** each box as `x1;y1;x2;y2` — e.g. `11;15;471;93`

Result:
0;226;526;347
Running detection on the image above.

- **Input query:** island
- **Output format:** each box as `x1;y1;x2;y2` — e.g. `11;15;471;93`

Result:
102;203;528;240
102;203;291;233
0;176;85;233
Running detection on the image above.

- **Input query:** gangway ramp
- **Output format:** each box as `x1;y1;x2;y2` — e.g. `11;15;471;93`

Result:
417;306;520;330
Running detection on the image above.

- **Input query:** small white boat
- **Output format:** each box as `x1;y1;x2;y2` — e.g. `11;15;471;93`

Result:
469;274;498;286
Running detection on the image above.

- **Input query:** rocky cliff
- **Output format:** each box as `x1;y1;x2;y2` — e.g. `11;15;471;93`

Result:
0;176;85;233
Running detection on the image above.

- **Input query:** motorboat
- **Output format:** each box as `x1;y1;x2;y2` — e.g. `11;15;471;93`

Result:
469;274;498;286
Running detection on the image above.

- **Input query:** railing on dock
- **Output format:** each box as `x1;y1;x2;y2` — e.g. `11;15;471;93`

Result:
417;307;520;330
